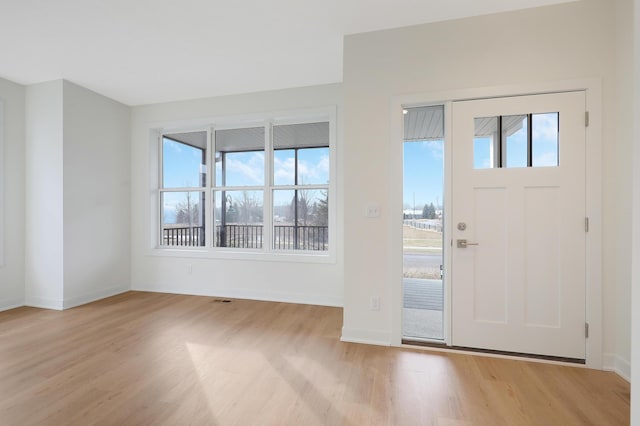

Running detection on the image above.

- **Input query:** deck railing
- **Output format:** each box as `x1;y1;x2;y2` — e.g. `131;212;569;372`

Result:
162;224;328;250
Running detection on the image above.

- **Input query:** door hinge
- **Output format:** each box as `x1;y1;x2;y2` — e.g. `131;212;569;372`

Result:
585;323;589;338
585;111;590;127
585;217;589;232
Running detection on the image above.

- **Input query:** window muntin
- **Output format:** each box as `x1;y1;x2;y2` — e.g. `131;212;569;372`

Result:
474;112;559;169
158;117;332;255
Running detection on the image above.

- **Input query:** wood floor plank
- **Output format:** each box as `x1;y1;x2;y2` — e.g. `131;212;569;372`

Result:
0;291;629;425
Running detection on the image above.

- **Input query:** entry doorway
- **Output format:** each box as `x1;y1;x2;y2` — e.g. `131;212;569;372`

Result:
399;91;588;361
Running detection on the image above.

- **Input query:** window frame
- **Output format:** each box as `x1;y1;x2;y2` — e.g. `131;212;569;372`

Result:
149;107;336;263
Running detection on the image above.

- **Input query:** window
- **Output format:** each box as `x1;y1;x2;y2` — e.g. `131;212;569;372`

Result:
160;131;207;247
272;123;329;251
474;112;559;169
157;111;333;257
214;127;265;249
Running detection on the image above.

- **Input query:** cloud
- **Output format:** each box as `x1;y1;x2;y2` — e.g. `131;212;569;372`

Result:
274;156;295;184
421;141;444;159
225;152;265;185
298;154;329;184
274;153;330;185
533;113;558;142
533;151;558;167
164;139;183;153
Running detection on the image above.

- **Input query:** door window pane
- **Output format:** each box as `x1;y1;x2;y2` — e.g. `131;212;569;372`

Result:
503;115;528;168
474;117;498;169
532;113;559;167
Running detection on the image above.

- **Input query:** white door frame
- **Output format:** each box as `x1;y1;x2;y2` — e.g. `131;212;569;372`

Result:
389;79;603;369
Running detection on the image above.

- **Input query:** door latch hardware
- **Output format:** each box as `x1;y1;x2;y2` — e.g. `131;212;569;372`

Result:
457;239;479;248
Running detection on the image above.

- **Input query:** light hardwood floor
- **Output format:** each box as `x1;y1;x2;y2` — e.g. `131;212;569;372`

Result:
0;291;629;425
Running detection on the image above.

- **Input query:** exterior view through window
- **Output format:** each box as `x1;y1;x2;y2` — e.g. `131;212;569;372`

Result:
159;119;331;254
402;105;445;341
474;113;559;169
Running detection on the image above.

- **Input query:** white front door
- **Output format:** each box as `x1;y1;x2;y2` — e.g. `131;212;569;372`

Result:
451;92;586;360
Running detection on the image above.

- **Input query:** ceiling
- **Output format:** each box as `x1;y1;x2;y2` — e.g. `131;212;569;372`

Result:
0;0;575;106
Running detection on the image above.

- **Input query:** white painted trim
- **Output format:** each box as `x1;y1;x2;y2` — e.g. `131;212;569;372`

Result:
62;285;130;310
0;298;24;312
603;353;631;382
132;286;343;308
389;78;603;369
341;327;392;346
26;297;64;311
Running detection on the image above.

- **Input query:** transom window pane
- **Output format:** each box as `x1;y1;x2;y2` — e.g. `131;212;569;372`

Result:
503;115;528;168
532;113;559;167
473;113;559;169
474;117;498;169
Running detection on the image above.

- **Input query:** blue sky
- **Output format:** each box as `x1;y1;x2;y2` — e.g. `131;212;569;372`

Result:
403;140;444;210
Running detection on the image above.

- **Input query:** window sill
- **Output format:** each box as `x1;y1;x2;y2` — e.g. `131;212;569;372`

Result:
147;247;336;264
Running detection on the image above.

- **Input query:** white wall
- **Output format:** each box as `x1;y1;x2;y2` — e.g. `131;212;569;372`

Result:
0;77;25;310
613;0;634;381
342;0;629;370
25;81;64;309
25;80;131;310
630;0;639;420
62;81;131;308
130;84;344;306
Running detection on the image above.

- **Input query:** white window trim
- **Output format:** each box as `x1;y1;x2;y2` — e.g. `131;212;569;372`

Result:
147;106;337;264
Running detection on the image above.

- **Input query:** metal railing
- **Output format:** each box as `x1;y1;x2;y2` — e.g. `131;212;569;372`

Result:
216;224;264;249
162;224;328;250
274;225;328;251
163;226;205;247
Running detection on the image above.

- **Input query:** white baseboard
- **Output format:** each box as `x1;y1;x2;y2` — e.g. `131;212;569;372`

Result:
340;327;391;346
0;297;25;312
132;284;343;308
63;285;130;309
26;296;64;310
603;353;631;382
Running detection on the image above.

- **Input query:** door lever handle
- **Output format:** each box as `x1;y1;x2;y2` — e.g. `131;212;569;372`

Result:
457;239;479;248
